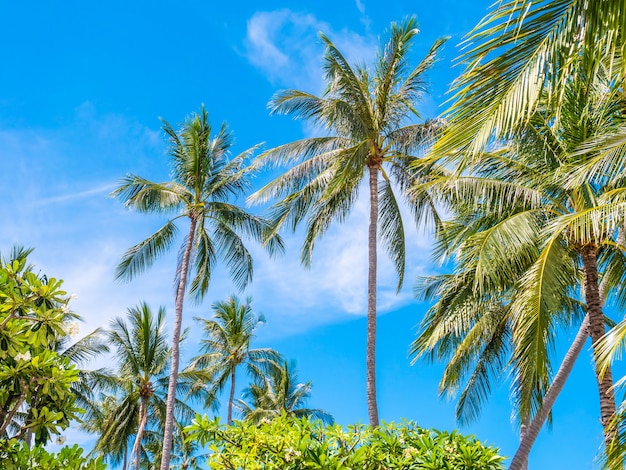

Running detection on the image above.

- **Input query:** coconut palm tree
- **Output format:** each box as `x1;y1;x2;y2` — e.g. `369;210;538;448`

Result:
249;17;446;426
104;303;170;470
112;107;284;469
412;62;626;468
85;303;203;470
189;295;279;424
235;359;333;425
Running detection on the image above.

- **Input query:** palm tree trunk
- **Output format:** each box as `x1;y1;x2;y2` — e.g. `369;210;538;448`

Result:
518;417;529;470
367;165;379;427
132;396;148;470
509;315;590;470
160;217;197;470
581;245;618;451
228;368;236;425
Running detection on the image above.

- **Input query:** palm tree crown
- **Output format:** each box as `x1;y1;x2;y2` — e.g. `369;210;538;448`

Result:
235;359;333;425
412;61;626;468
190;295;279;425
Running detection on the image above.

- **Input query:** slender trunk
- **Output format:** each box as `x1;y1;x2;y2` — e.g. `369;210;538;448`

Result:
509;316;590;470
367;166;379;427
123;445;128;470
581;245;618;450
228;367;236;425
131;395;148;470
160;217;197;470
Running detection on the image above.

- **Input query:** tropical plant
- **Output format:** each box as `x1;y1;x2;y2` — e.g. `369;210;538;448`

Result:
85;303;200;470
186;414;505;470
411;62;626;468
0;247;87;445
80;394;133;469
105;303;169;470
235;359;333;425
0;440;106;470
189;295;279;424
112;106;283;469
432;0;626;160
249;17;446;426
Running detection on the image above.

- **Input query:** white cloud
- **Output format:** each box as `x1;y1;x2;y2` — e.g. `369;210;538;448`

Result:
244;9;377;93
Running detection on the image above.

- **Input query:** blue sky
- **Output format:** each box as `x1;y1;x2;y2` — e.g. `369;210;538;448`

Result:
0;1;614;468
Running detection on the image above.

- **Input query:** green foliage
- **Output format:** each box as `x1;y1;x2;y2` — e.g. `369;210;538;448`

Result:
235;359;333;425
0;248;83;444
0;439;106;470
186;414;505;470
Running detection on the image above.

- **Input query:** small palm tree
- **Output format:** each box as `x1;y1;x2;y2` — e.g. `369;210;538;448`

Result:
112;107;283;469
189;295;279;424
235;359;333;425
249;17;446;426
105;303;170;470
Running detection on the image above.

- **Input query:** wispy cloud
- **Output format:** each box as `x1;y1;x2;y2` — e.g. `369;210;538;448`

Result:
243;9;377;93
29;183;118;207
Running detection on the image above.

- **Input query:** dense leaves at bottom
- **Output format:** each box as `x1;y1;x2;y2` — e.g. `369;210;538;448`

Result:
0;440;106;470
186;414;505;469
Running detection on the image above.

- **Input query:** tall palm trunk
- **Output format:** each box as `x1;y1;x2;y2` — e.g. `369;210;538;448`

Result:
160;217;197;470
132;395;149;470
228;368;236;425
581;245;618;450
367;165;379;427
509;315;590;470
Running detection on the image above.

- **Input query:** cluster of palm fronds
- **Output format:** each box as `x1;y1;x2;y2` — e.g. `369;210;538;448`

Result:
410;1;626;469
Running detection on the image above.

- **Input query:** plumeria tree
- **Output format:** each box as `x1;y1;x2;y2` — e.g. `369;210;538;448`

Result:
0;247;86;445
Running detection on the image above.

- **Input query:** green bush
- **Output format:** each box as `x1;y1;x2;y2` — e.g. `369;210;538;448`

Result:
0;440;106;470
186;413;505;469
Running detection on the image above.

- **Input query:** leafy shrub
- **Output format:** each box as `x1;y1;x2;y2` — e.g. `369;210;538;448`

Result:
0;440;106;470
186;413;505;469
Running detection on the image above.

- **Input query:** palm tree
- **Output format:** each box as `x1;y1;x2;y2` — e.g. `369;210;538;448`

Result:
105;303;170;470
85;303;203;470
189;295;279;424
235;359;333;425
249;17;446;426
411;63;626;468
112;106;283;469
